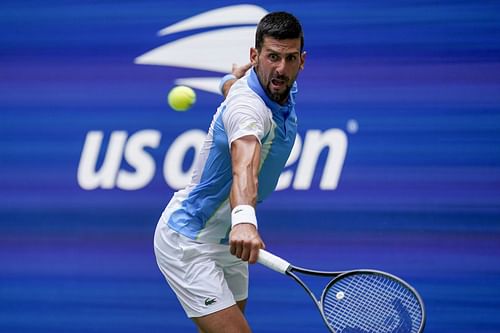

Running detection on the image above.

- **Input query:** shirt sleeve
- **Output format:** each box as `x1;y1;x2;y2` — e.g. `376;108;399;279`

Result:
222;94;271;145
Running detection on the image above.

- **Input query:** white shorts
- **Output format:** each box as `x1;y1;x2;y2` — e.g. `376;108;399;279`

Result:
153;221;248;318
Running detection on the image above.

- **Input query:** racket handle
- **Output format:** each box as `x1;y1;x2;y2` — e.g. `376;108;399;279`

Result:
257;249;291;274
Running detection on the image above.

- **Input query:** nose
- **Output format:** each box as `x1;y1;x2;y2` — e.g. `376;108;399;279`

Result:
275;58;286;75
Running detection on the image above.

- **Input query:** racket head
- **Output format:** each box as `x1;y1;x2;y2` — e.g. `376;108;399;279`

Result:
320;270;425;333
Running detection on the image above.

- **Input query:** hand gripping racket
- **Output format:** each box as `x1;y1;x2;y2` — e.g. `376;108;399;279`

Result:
257;249;426;333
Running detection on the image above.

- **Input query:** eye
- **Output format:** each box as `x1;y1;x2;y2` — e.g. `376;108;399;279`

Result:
287;55;297;61
268;54;279;62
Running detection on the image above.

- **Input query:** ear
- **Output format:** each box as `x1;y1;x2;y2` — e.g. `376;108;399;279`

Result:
300;51;307;70
250;47;258;66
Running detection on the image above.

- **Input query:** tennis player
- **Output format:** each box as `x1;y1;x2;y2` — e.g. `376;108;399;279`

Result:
154;12;306;333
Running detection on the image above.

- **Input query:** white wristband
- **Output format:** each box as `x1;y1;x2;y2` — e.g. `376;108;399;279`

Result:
231;205;258;229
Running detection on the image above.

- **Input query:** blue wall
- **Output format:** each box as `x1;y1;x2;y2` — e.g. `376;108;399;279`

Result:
1;1;500;332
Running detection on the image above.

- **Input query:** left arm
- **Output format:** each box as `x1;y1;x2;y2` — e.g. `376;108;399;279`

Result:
221;63;252;97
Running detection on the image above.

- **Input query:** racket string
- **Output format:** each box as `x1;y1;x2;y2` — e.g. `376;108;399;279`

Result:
322;273;423;333
325;275;395;331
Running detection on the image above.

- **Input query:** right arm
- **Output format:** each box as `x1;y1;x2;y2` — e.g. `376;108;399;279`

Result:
229;135;265;264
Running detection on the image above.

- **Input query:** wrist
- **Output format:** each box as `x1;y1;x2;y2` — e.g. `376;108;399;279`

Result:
231;205;257;229
219;74;236;95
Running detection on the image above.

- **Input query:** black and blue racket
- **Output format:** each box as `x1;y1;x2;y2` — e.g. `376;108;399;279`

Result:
257;249;426;333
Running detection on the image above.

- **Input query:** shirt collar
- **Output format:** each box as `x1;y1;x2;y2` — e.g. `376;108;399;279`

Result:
248;68;298;115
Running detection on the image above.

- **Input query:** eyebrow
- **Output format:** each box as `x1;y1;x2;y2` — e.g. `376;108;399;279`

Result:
263;47;300;56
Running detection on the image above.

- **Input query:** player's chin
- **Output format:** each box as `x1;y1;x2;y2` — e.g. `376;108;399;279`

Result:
268;89;289;103
266;86;285;101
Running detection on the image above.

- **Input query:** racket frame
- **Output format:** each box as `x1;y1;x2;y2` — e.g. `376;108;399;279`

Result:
285;265;339;333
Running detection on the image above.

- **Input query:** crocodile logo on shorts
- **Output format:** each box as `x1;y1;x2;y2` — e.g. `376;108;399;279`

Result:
204;297;217;306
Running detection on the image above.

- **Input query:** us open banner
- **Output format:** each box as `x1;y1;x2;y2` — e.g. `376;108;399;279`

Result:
1;2;499;333
77;5;348;193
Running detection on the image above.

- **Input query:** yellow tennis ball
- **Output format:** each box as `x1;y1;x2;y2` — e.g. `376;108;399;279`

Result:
168;86;196;111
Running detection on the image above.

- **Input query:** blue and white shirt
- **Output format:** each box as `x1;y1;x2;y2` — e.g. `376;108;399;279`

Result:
161;69;298;244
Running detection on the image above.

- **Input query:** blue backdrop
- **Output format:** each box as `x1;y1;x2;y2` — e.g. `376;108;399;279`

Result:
1;1;500;332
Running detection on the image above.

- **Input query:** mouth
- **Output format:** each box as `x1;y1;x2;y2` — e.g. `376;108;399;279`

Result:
270;78;287;90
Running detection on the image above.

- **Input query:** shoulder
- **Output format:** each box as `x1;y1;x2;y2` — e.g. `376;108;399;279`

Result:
224;76;269;120
221;77;273;143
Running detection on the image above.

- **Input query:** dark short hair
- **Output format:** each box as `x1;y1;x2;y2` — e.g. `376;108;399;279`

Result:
255;12;304;52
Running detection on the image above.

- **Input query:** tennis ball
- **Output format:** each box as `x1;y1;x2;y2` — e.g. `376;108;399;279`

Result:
168;86;196;111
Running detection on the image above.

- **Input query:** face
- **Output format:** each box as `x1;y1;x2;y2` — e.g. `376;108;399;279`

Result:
251;36;306;104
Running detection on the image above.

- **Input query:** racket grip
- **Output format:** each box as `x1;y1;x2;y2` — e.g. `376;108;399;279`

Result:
257;249;291;274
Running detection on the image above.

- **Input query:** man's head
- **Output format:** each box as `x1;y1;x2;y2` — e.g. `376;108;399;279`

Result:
251;12;306;105
255;12;304;53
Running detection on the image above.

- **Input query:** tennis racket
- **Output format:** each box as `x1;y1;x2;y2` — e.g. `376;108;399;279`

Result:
257;249;426;333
